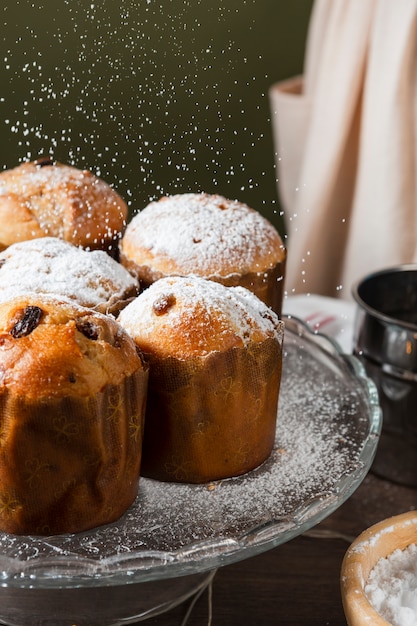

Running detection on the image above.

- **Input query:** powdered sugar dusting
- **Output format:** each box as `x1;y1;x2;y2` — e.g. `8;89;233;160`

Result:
122;193;284;276
365;543;417;625
0;160;104;197
0;161;127;247
0;237;138;309
118;275;283;357
0;320;378;584
1;2;283;223
0;160;126;214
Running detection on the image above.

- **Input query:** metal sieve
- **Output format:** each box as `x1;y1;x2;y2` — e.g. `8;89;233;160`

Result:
352;265;417;486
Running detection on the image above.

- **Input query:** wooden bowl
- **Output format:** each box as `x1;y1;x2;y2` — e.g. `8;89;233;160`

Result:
340;511;417;625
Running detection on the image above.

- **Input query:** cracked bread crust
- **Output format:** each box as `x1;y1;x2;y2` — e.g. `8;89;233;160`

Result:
0;158;128;255
0;294;144;399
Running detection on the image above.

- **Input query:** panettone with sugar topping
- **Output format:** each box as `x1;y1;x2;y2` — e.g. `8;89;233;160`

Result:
118;275;284;483
0;294;148;535
119;192;286;315
0;237;139;315
0;158;128;256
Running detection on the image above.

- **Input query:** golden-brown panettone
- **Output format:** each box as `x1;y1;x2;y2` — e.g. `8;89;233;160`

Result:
119;193;286;316
0;157;128;256
0;294;148;535
118;276;284;484
0;237;139;315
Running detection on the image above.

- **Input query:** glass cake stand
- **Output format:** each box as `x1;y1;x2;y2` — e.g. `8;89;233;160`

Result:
0;317;382;626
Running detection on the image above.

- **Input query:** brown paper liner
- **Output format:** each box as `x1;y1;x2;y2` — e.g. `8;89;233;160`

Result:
92;288;140;318
141;337;282;483
209;257;287;318
0;369;148;535
120;252;286;318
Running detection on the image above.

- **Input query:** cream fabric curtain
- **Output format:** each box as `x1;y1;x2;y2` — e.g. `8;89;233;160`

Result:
270;0;417;299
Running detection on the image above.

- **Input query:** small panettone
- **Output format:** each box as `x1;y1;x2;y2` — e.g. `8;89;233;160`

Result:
0;294;148;535
118;275;284;483
119;192;286;316
0;237;139;315
0;157;128;256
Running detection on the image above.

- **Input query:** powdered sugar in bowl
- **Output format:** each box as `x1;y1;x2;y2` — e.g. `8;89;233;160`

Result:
341;511;417;626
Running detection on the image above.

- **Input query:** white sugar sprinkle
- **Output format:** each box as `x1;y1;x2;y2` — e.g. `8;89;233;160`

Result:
365;544;417;625
122;193;284;276
0;237;138;309
118;275;283;356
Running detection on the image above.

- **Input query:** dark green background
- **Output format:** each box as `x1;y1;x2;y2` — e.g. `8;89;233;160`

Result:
1;1;313;238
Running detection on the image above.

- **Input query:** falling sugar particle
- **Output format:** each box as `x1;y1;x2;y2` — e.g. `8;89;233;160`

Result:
0;0;285;236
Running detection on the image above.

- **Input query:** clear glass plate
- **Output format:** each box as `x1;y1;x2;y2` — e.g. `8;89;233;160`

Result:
0;317;382;592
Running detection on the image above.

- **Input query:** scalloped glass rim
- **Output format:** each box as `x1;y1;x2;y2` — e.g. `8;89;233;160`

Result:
0;316;382;590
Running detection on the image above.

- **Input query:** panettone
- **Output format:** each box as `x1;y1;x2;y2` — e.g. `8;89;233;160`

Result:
0;294;148;535
118;275;284;483
0;157;128;256
0;237;139;315
119;192;286;316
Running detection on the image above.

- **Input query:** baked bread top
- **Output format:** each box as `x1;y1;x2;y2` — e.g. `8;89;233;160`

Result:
0;158;128;252
117;275;284;360
0;237;139;312
120;193;285;279
0;294;145;399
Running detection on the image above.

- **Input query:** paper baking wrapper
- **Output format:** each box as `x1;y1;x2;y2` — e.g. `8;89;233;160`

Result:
210;257;287;318
120;253;286;317
93;290;139;318
0;369;148;535
141;337;282;483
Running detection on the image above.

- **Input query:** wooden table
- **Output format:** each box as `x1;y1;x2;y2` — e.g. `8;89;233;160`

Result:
142;471;417;625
